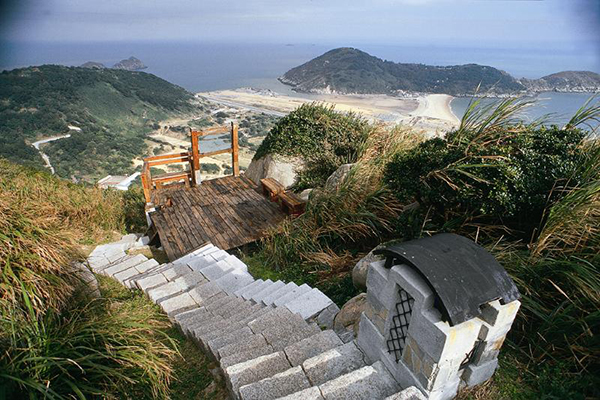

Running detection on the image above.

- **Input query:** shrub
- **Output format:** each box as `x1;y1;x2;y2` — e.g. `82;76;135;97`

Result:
253;103;373;190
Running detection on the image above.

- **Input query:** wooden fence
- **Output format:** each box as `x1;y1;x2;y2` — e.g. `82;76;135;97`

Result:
141;123;239;204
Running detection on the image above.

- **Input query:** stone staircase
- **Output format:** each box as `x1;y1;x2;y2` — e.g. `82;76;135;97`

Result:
86;235;425;400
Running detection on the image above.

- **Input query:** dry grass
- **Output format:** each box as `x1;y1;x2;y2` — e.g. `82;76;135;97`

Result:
0;159;124;314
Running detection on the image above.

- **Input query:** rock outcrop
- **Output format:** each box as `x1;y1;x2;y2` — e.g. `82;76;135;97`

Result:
112;57;147;71
80;61;106;69
245;154;304;189
324;163;354;192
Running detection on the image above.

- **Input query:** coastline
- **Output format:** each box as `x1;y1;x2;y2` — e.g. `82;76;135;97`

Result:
198;89;460;135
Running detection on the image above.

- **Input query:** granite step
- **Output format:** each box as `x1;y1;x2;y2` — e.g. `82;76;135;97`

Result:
223;254;249;271
283;330;344;367
171;243;215;264
317;361;399;400
239;365;311;400
261;282;299;306
284;288;334;320
113;258;159;284
159;291;198;316
198;260;235;280
251;280;286;303
101;254;148;277
275;387;324;400
385;387;427;400
206;326;254;358
273;284;312;307
213;269;255;295
302;341;367;386
234;279;265;298
224;351;292;396
242;279;274;301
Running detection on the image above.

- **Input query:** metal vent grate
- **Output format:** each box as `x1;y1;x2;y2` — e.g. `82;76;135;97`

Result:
387;288;415;363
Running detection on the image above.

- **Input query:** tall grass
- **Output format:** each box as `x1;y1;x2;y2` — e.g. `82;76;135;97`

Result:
0;159;175;399
260;125;424;279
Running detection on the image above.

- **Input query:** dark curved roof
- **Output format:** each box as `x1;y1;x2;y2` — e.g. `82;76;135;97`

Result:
374;233;520;326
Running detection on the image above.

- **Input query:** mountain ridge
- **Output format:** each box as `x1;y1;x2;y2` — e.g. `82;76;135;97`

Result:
279;47;600;96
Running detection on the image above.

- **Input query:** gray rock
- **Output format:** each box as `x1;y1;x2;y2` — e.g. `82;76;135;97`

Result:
316;303;341;329
284;330;343;367
298;189;313;202
352;251;382;290
302;341;367;386
318;361;399;400
333;293;367;338
239;365;310;400
225;351;291;395
324;163;354;192
245;154;304;189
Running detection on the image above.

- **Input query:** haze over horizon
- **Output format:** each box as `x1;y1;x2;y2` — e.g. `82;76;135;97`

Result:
0;0;598;78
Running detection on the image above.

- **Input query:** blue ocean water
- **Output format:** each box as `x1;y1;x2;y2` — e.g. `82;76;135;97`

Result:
1;41;597;125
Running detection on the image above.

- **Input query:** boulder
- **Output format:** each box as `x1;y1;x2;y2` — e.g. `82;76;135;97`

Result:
245;154;304;189
352;250;383;291
333;293;367;339
299;188;313;202
324;163;354;192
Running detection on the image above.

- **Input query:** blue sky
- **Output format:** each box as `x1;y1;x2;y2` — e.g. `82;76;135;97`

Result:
1;0;598;51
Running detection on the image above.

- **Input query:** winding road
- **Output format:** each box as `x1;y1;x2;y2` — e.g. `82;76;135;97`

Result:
31;134;71;174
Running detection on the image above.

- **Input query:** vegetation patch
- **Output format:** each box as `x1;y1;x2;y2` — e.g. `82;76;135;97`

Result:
253;103;373;189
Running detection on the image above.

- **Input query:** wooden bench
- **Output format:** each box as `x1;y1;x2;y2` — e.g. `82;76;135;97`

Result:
279;191;305;217
261;177;285;202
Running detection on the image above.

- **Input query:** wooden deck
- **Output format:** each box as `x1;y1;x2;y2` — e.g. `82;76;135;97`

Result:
149;175;286;261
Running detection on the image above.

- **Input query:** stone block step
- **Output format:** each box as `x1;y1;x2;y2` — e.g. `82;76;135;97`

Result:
188;254;218;272
125;263;171;287
137;273;169;293
302;341;367;386
102;254;147;277
242;279;273;301
239;365;311;400
213;269;255;295
188;281;224;305
234;279;264;298
223;254;248;271
317;361;399;400
385;387;427;400
147;280;185;303
284;330;343;367
225;351;291;395
199;260;234;280
248;307;295;334
159;291;198;316
162;264;193;281
285;288;333;320
173;271;207;291
261;282;298;306
206;326;253;358
221;345;275;369
173;243;216;265
251;280;286;303
114;259;159;285
275;386;324;400
273;284;312;307
219;334;270;360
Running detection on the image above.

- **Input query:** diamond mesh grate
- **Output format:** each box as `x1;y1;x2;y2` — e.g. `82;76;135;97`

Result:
387;288;415;363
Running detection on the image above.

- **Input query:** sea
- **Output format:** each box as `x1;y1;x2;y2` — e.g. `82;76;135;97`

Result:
1;41;598;126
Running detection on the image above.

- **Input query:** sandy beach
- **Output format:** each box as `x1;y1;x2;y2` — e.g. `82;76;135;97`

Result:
199;89;460;136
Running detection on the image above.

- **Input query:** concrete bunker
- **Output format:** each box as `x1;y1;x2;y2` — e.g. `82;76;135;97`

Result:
357;233;521;400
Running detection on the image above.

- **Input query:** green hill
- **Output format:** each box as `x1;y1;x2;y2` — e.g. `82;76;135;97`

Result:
280;47;526;96
0;65;197;179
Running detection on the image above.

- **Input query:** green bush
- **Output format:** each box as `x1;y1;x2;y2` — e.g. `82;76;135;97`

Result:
253;103;373;190
385;126;587;239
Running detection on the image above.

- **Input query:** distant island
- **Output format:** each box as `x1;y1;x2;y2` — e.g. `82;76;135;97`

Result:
279;47;600;96
80;56;147;72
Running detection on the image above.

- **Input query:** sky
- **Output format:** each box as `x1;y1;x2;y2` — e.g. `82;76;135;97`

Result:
0;0;599;50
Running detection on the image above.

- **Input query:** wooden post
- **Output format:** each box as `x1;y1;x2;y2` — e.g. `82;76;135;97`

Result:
231;122;239;176
141;166;152;204
190;129;201;185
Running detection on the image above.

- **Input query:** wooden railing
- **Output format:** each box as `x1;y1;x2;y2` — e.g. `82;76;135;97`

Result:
141;123;239;204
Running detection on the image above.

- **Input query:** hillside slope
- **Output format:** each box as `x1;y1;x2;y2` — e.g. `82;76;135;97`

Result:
279;48;525;96
0;65;196;179
280;47;600;96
